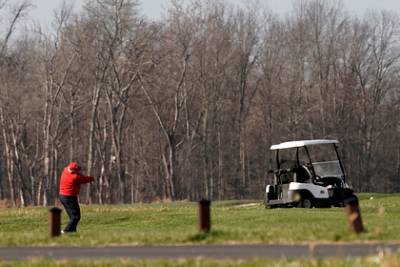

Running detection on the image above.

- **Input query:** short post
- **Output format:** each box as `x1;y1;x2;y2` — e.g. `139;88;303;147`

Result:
198;199;211;233
49;207;62;237
344;195;365;234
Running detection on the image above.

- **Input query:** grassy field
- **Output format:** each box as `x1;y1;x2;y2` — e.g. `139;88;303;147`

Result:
1;193;400;266
0;193;400;247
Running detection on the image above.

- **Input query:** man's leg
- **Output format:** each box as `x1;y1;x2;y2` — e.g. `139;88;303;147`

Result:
59;195;81;232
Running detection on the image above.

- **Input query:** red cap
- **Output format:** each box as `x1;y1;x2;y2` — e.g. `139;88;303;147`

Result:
68;162;81;172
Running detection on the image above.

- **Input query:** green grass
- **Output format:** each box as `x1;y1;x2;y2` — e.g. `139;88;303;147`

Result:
1;253;400;267
0;193;400;246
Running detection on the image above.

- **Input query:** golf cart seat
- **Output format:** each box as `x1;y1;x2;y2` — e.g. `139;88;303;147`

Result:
294;165;312;182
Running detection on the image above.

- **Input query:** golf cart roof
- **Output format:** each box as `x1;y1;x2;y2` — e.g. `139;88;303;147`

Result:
270;139;339;150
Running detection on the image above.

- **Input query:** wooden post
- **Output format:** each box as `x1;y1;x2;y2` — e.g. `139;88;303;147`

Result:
49;207;62;237
344;195;365;234
198;199;211;233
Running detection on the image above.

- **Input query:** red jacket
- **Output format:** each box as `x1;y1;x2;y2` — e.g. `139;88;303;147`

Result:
59;167;94;196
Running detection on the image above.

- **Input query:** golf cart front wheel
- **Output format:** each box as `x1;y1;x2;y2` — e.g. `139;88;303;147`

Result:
299;197;313;208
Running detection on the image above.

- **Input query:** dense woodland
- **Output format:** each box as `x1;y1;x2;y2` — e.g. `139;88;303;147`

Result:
0;0;399;206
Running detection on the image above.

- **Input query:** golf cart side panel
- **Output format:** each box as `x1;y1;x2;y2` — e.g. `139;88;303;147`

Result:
288;182;330;199
265;184;295;207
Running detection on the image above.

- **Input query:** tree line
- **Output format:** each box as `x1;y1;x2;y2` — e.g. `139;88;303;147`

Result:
0;0;399;206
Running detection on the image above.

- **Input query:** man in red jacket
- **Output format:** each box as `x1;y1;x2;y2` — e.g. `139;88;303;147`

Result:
59;162;94;233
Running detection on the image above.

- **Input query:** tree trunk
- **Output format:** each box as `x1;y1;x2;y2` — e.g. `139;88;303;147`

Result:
86;86;101;204
161;138;176;200
217;115;224;200
1;107;15;206
202;106;210;199
10;122;28;206
239;124;246;198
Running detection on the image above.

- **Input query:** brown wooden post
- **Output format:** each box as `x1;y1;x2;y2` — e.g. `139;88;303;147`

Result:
49;207;62;237
198;199;211;233
344;195;365;234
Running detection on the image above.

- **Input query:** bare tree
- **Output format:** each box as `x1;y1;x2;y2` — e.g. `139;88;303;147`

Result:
0;0;32;206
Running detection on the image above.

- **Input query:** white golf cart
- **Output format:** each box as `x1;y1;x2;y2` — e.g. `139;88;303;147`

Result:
265;139;354;208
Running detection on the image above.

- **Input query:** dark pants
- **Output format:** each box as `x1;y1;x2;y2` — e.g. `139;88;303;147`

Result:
59;195;81;232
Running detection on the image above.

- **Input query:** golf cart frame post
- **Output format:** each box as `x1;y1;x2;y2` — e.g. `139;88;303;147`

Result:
266;139;353;208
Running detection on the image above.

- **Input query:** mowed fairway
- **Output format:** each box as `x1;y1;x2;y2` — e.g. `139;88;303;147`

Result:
0;193;399;246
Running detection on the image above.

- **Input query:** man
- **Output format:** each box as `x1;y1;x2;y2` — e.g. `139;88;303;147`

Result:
59;162;94;233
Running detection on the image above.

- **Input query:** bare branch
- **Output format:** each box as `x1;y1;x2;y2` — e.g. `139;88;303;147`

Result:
0;0;31;56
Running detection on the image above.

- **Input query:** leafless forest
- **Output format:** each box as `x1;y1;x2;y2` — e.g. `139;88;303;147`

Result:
0;0;399;206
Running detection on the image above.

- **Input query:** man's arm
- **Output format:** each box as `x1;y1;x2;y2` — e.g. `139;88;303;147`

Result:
77;174;95;184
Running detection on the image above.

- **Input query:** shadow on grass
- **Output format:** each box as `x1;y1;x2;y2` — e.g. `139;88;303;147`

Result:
188;230;227;242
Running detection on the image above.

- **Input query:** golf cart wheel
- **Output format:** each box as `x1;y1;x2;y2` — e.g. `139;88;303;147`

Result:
299;197;313;208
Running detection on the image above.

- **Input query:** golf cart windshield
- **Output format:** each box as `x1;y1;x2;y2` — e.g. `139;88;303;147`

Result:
312;160;343;178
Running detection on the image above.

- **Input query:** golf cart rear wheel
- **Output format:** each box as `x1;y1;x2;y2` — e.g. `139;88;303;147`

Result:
299;197;313;208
